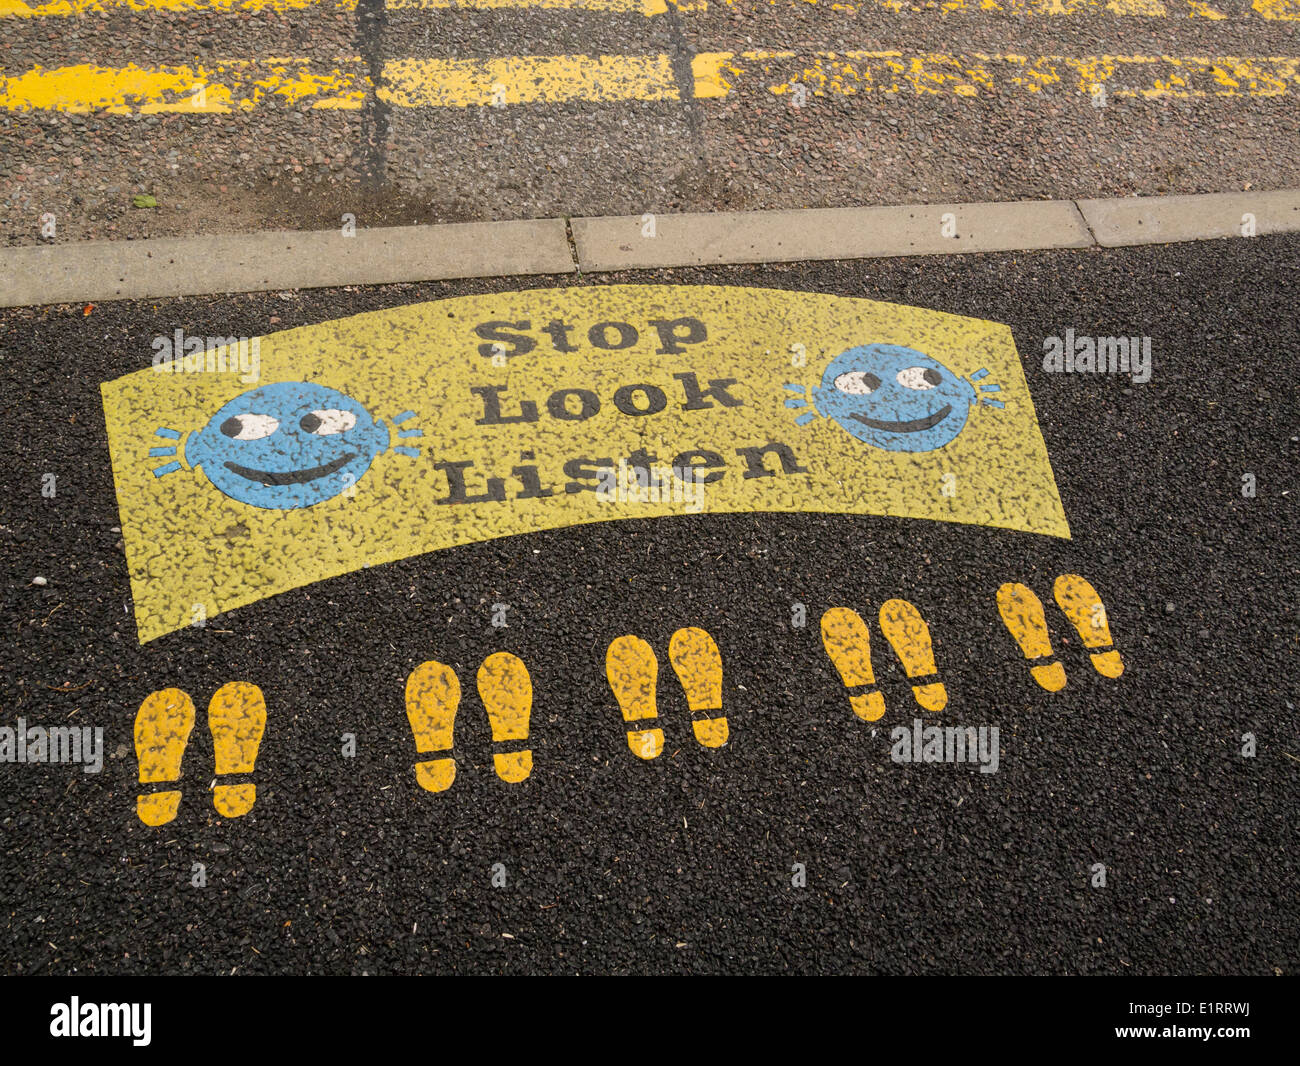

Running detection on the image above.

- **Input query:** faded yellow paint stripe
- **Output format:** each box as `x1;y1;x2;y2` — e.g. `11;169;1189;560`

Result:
0;0;665;15
1252;0;1299;17
7;52;1297;111
0;59;366;112
667;0;1242;15
388;0;667;11
380;53;678;106
694;51;1300;98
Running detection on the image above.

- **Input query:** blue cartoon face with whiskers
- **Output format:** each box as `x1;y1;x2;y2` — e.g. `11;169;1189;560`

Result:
151;381;422;509
784;344;1003;452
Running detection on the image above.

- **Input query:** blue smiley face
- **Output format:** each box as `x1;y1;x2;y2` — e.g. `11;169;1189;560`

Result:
793;344;1001;452
176;382;412;509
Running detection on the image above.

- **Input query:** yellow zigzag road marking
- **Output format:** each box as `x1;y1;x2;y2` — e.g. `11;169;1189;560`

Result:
0;0;666;15
4;52;1299;110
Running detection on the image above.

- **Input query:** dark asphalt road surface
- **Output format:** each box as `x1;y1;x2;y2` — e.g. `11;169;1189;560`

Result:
1;234;1297;975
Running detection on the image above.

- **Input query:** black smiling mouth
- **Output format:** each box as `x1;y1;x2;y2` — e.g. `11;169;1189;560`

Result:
849;405;953;433
225;453;356;486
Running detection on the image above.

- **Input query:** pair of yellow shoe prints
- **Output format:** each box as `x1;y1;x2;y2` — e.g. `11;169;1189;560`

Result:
133;573;1122;821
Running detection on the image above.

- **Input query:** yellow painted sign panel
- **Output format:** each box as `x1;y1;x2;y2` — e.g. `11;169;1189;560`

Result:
100;285;1069;643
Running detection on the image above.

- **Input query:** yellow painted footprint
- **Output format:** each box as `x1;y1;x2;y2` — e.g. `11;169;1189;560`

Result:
478;652;533;783
997;575;1123;691
669;627;728;748
819;607;886;722
878;599;948;712
606;635;663;760
134;687;196;827
1053;574;1125;679
996;583;1067;692
405;660;460;793
208;681;266;818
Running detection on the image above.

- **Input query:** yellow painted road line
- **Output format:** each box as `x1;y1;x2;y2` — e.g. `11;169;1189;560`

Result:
388;0;667;12
101;286;1067;642
0;0;344;14
1252;0;1299;17
0;0;665;16
676;0;1190;12
694;51;1300;98
666;0;1240;15
6;0;1280;13
0;59;367;112
8;53;1298;112
380;53;679;106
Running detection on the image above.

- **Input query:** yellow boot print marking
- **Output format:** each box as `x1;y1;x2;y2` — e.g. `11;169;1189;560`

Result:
1053;574;1125;679
405;660;460;793
208;681;266;818
669;627;728;748
477;651;534;783
878;598;948;712
819;607;887;722
606;635;663;760
134;687;195;827
996;582;1068;692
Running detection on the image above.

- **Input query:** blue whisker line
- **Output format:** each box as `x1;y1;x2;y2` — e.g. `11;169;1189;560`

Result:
154;427;181;439
969;368;990;381
783;383;806;393
393;446;421;457
152;462;181;477
785;398;807;408
398;428;424;438
794;412;817;426
149;446;176;457
393;410;416;423
979;383;1002;392
981;399;1005;409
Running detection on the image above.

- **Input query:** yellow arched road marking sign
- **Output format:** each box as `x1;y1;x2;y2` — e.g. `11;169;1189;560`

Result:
100;285;1069;643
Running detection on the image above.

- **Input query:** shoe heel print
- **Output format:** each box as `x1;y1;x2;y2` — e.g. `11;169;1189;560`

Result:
996;582;1068;692
669;627;728;748
606;635;663;760
819;607;886;722
478;652;533;783
208;681;266;818
134;688;196;827
1053;574;1124;679
405;661;459;793
878;598;947;712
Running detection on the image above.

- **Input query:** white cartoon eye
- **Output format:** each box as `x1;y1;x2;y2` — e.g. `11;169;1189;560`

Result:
220;414;279;440
834;370;882;395
897;366;943;390
300;409;357;435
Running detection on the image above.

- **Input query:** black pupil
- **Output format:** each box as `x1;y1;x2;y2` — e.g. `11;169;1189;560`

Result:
860;372;881;390
220;416;243;437
923;368;942;385
300;413;322;432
